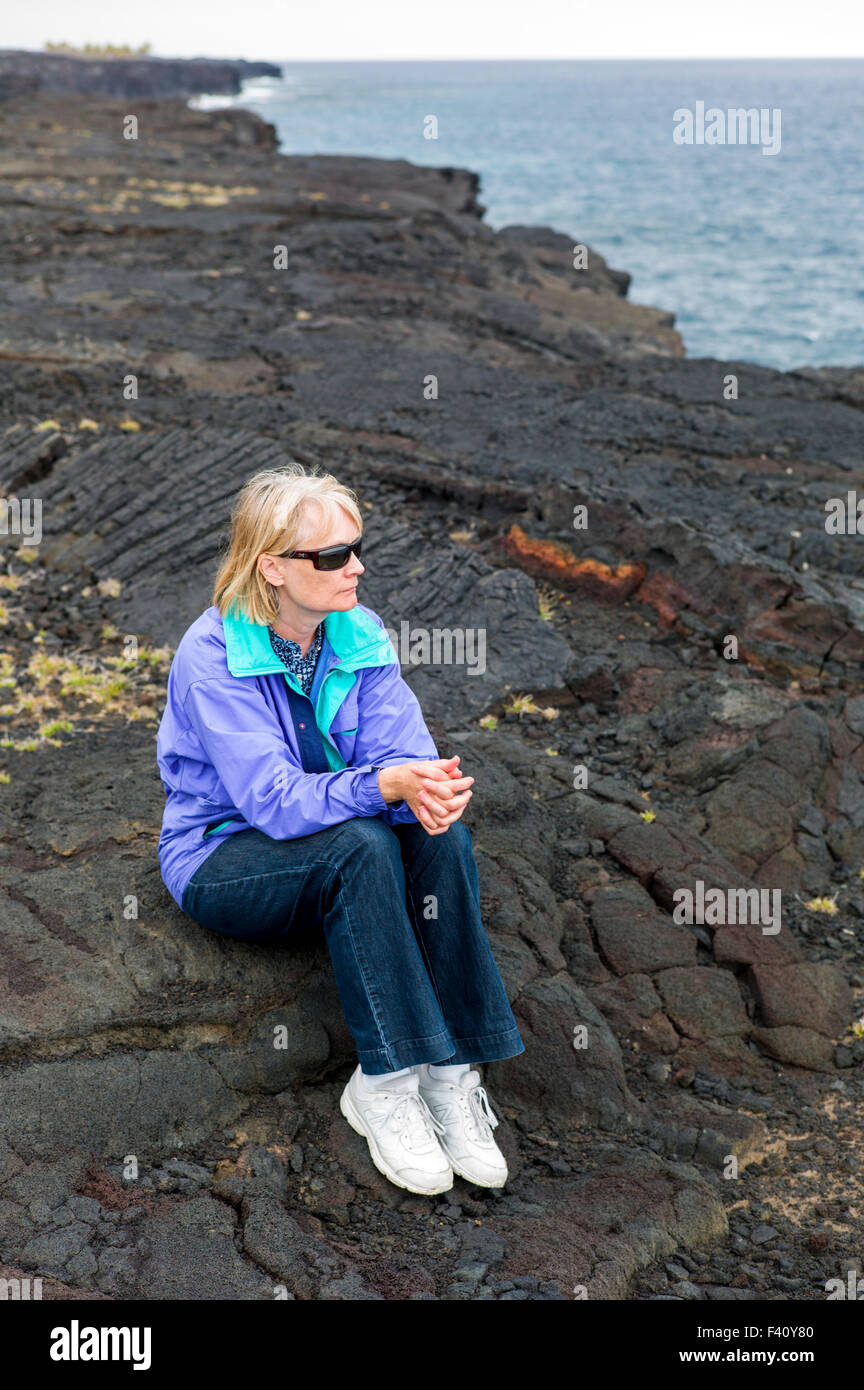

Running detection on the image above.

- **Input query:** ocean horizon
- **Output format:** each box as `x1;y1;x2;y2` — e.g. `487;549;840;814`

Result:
192;57;864;372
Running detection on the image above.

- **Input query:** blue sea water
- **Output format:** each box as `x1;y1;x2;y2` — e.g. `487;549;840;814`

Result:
194;59;864;371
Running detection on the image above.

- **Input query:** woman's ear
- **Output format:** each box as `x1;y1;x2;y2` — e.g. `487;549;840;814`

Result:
257;552;284;588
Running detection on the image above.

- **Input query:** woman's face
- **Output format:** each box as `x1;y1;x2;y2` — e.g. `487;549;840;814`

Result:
258;505;365;616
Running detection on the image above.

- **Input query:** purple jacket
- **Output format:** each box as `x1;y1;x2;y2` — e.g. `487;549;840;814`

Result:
156;601;439;910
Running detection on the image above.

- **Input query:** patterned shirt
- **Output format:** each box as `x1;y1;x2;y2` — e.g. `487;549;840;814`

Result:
267;622;324;697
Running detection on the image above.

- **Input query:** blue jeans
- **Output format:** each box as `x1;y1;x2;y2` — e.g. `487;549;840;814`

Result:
181;816;525;1075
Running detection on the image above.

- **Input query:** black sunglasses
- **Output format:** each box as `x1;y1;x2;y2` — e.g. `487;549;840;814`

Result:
276;536;363;570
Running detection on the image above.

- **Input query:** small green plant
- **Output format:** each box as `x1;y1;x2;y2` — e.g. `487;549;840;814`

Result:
537;587;559;622
136;644;173;667
803;895;838;914
39;718;74;738
504;692;540;716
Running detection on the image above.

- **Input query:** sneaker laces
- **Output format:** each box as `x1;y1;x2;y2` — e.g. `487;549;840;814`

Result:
465;1082;499;1141
386;1089;447;1153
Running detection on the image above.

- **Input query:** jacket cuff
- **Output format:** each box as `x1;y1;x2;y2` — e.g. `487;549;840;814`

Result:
353;767;389;814
382;800;417;824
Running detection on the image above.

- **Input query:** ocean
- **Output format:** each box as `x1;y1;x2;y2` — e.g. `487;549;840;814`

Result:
193;59;864;371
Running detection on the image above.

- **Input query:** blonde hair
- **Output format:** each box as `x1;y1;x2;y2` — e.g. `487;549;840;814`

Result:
212;464;363;625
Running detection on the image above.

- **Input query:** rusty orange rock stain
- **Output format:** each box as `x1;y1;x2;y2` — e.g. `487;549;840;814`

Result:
502;524;645;601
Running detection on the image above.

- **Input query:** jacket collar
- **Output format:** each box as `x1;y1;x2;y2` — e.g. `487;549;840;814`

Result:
220;602;393;678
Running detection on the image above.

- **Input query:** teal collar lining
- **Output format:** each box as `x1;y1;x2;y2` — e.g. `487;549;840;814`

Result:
221;602;393;678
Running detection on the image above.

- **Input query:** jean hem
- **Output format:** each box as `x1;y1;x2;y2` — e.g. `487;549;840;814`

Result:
356;1026;524;1074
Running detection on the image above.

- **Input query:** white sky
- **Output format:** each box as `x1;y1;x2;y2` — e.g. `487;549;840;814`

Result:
4;0;863;60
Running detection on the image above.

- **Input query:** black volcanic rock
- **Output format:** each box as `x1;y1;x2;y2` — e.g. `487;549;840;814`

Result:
0;93;862;1302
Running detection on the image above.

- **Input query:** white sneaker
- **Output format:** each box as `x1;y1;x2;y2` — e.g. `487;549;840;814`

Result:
339;1065;454;1196
416;1065;509;1188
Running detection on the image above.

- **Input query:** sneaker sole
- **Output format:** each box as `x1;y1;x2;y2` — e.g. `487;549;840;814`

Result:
440;1143;509;1188
339;1083;454;1197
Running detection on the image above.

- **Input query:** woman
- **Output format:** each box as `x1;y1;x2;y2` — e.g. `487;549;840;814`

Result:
156;464;524;1197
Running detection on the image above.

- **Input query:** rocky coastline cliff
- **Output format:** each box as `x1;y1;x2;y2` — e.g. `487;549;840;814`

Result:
0;49;280;100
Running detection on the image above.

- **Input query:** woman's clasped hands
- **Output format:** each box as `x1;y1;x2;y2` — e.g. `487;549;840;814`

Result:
378;755;474;835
